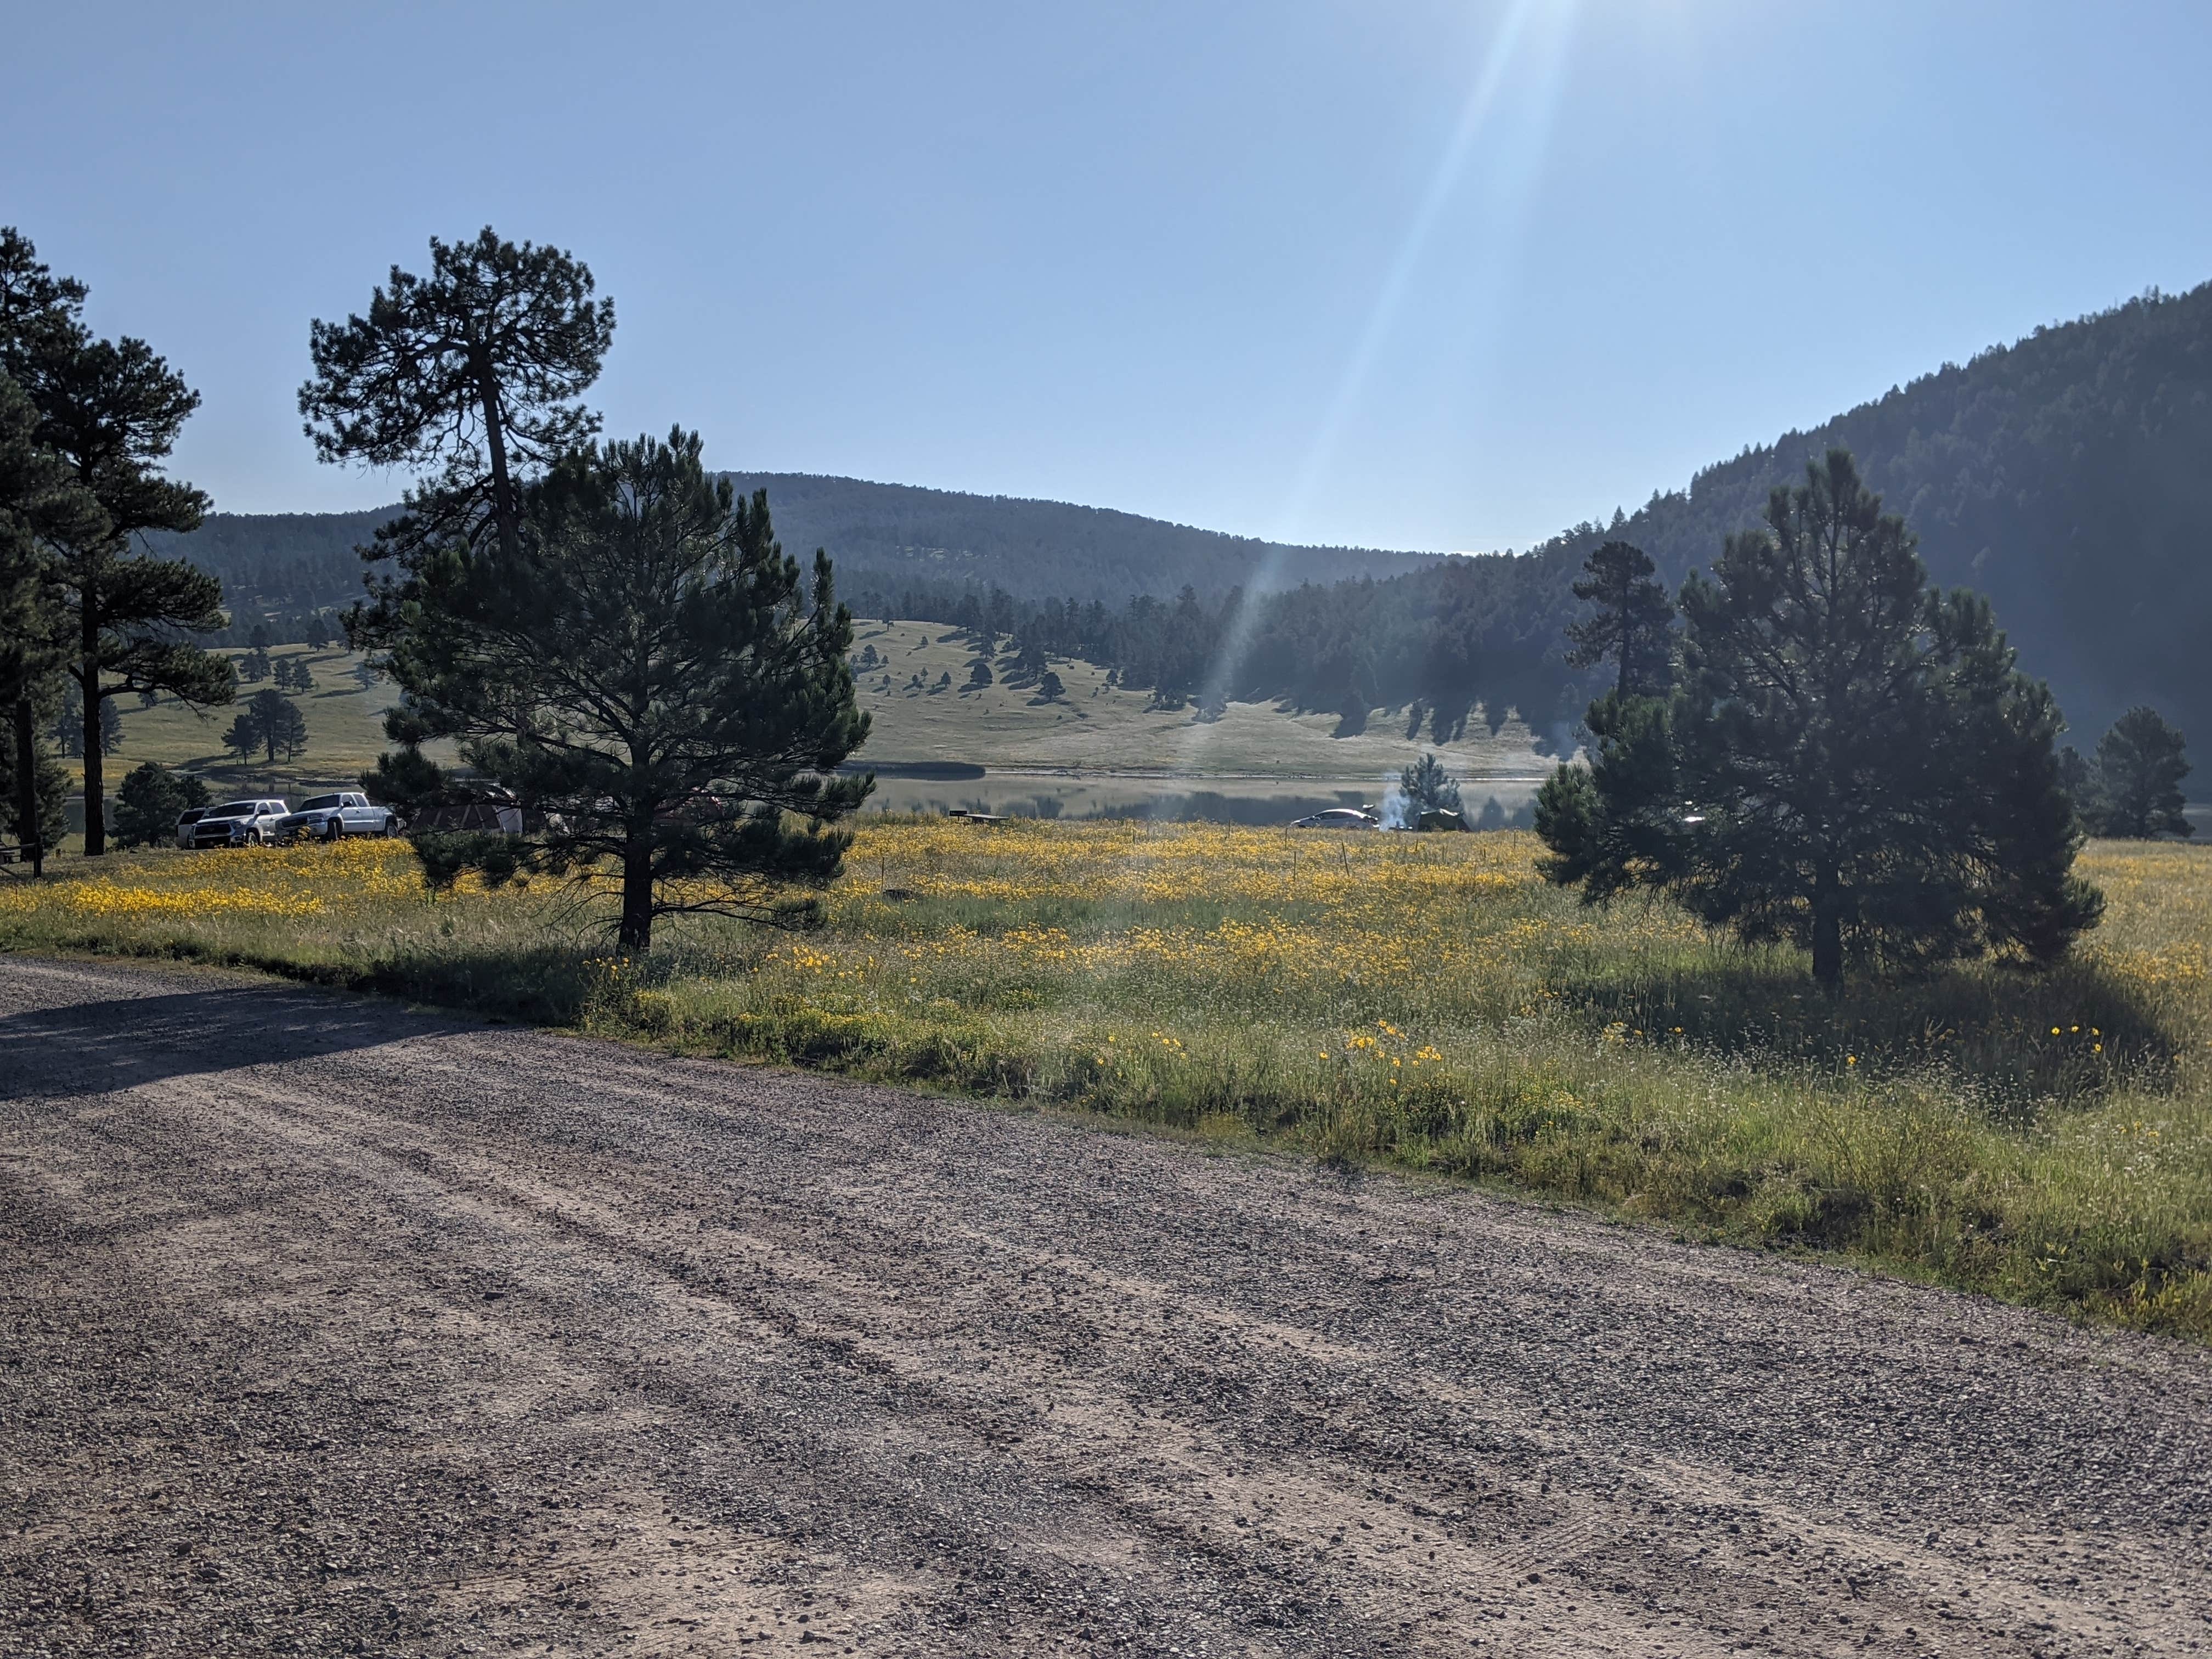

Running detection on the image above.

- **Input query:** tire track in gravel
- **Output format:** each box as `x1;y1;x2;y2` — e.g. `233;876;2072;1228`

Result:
2;955;2209;1658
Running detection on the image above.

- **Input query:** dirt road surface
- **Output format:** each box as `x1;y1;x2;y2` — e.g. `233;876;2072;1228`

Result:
3;957;2209;1657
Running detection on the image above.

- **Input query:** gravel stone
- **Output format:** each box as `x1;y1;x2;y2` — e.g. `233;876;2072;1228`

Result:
2;956;2208;1656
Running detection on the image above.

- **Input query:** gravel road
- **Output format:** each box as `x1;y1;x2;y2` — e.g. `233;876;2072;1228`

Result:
3;956;2209;1658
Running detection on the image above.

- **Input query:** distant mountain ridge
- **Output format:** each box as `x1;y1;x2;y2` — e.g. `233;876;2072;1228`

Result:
1547;281;2212;740
716;473;1436;600
162;279;2212;742
151;475;1439;630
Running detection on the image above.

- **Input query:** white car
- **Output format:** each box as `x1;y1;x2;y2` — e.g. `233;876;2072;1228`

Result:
1290;807;1379;830
275;792;400;843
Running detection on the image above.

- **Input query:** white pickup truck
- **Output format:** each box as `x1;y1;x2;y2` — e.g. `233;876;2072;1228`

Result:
274;792;400;843
188;798;291;848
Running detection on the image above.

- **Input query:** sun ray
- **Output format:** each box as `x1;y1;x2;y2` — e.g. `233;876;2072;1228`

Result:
1177;0;1582;773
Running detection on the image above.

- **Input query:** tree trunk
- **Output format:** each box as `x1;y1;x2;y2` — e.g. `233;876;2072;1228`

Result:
1811;865;1843;990
618;836;653;952
80;661;104;857
473;347;520;564
13;697;41;877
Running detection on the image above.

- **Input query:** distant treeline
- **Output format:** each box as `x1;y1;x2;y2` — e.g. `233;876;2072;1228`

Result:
848;553;1584;748
161;278;2212;742
861;280;2212;750
142;509;385;645
154;476;1440;645
1539;281;2212;742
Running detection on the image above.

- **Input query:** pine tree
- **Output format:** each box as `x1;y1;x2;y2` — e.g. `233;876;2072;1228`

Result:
114;760;206;848
1564;540;1675;697
2092;708;2191;838
222;711;261;764
1400;752;1464;817
1538;449;2100;988
0;369;100;868
245;687;307;762
301;228;614;581
1;230;233;855
371;428;871;949
2;236;101;870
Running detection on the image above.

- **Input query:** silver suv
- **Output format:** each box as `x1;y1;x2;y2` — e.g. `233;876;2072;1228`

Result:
188;799;290;848
276;792;399;843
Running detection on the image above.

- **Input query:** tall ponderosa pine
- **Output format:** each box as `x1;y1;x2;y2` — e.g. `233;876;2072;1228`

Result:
1;229;232;855
1564;540;1675;697
0;371;101;869
2092;707;2191;838
372;428;871;950
1;234;98;870
1537;449;2100;988
300;228;614;585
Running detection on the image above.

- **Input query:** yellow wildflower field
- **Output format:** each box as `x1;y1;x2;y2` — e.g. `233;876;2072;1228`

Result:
2;824;2208;1339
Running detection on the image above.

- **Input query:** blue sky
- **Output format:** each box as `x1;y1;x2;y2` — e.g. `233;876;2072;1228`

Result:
10;1;2211;552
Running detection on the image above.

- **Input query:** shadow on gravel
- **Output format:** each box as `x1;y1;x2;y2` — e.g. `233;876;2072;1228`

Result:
0;986;424;1102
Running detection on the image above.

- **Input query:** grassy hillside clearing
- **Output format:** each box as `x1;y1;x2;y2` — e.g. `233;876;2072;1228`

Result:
82;646;454;794
85;625;1553;801
843;619;1550;776
3;825;2205;1342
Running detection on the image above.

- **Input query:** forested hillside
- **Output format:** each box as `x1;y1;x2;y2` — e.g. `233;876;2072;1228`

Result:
716;473;1433;599
143;509;385;642
162;281;2211;744
154;476;1435;641
1564;281;2212;741
906;282;2212;752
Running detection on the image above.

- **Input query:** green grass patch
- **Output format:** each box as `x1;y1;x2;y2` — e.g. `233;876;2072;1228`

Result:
3;824;2208;1341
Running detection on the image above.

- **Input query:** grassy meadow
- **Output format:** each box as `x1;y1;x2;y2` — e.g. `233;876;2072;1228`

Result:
89;627;1553;795
88;645;453;794
3;824;2207;1341
842;619;1552;778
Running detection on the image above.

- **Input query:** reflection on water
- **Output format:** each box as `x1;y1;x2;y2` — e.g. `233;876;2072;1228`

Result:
860;774;1542;828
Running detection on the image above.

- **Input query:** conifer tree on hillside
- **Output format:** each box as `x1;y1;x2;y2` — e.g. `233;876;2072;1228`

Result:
368;430;871;950
1538;449;2100;988
222;710;261;764
245;687;308;763
2092;707;2191;838
1564;540;1675;697
301;228;614;586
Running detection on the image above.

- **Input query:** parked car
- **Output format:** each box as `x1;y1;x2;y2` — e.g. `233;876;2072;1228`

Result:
275;792;400;843
187;799;291;848
173;807;207;849
1290;806;1379;830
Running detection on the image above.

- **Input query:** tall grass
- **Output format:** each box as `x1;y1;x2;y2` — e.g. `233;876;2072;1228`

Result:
3;826;2206;1339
